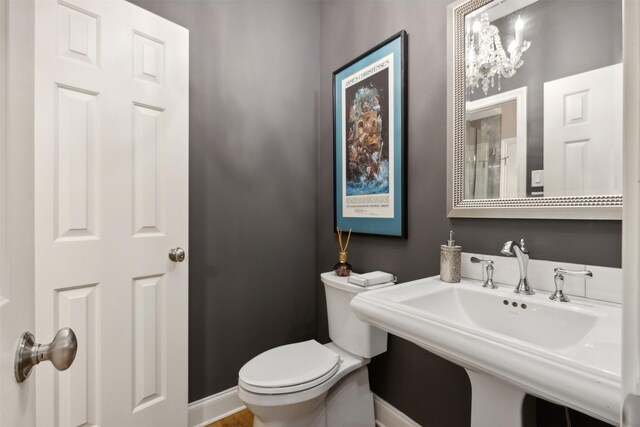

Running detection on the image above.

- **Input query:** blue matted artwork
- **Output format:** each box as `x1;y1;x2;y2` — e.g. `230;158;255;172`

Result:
333;31;407;238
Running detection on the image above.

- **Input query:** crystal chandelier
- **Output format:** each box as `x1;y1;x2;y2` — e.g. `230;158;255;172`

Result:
466;13;531;95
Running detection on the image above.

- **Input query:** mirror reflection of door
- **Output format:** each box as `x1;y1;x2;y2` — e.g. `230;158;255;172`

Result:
543;64;623;197
465;100;518;199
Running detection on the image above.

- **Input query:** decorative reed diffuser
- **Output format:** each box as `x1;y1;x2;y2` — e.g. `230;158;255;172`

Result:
334;227;353;277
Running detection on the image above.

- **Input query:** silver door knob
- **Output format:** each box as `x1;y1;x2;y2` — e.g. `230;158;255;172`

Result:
169;247;185;262
15;328;78;383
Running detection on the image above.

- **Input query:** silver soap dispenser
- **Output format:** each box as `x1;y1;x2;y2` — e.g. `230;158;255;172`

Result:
440;231;462;283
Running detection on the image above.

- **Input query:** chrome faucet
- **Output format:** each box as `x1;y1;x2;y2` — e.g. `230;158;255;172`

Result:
501;239;534;295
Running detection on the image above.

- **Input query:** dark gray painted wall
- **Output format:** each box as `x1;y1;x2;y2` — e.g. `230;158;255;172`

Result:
130;0;621;423
318;2;473;425
468;0;622;194
317;1;621;425
127;0;321;403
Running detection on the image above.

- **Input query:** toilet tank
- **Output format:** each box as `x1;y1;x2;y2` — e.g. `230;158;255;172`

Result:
321;272;391;358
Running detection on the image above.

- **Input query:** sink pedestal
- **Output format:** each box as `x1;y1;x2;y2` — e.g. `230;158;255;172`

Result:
466;369;530;427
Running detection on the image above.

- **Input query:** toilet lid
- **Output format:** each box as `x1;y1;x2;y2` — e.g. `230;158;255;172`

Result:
239;340;340;390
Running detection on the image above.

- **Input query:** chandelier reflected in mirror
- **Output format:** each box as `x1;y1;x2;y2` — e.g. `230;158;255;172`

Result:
466;12;531;95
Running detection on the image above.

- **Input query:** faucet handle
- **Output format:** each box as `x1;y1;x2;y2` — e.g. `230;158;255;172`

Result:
550;268;593;303
554;268;593;278
470;257;498;289
471;256;493;265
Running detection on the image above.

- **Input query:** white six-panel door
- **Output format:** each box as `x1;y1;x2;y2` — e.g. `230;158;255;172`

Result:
33;1;188;425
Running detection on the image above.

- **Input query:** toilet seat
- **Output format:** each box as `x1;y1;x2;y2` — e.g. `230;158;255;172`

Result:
239;340;341;395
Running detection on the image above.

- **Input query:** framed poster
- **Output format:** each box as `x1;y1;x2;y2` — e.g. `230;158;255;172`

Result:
333;30;407;238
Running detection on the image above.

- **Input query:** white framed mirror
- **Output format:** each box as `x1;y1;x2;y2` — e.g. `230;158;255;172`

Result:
447;0;623;219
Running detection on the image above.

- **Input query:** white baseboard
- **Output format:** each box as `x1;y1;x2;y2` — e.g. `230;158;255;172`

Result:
187;388;418;427
374;393;421;427
188;386;246;427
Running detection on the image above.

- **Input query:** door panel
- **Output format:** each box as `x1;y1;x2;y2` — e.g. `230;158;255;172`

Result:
132;103;166;237
132;274;165;411
54;85;99;241
544;64;623;197
55;285;99;427
34;1;188;426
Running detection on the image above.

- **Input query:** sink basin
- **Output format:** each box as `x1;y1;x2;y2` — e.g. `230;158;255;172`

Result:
351;276;621;425
402;285;598;350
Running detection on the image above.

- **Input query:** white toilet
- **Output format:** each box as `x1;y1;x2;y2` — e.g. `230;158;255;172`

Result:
237;272;393;427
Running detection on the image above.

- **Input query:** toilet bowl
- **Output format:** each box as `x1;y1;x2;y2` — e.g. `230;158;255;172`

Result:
238;342;373;427
237;273;393;427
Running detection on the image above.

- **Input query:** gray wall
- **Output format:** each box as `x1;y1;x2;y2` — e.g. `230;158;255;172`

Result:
127;0;321;402
130;0;622;424
317;1;620;425
318;3;472;425
469;0;623;194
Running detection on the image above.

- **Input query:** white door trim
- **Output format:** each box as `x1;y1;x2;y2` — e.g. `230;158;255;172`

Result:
0;1;6;421
466;86;528;198
623;0;640;424
0;0;6;298
0;0;36;425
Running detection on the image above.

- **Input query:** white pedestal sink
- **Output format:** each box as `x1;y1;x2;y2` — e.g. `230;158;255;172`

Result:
351;276;621;426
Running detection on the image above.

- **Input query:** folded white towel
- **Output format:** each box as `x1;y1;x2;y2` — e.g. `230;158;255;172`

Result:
348;271;396;287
